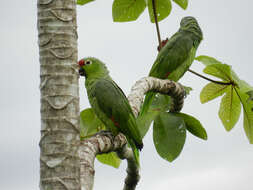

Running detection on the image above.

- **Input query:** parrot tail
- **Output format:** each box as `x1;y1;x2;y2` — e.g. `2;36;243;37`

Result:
139;92;156;116
127;137;140;167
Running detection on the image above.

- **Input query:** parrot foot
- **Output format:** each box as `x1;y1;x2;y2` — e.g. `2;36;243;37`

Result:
157;38;169;51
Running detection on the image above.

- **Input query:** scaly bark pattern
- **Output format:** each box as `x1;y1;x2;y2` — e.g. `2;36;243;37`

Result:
37;0;80;189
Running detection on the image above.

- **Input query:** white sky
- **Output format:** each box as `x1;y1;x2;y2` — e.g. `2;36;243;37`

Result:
0;0;253;190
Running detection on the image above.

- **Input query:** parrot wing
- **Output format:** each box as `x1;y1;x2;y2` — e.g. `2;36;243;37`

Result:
93;78;143;148
149;32;194;80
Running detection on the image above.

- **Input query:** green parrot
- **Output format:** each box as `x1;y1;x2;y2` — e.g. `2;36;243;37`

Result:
78;57;143;166
140;16;203;115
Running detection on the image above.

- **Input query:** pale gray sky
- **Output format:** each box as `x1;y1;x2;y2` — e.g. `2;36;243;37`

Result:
0;0;253;190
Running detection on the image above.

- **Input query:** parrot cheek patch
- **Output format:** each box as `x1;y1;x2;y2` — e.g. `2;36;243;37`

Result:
78;67;86;77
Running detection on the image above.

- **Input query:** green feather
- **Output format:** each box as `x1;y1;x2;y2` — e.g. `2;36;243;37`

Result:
79;57;143;166
140;16;203;116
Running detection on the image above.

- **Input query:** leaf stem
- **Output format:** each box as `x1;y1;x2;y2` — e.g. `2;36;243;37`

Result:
188;69;233;85
152;0;162;48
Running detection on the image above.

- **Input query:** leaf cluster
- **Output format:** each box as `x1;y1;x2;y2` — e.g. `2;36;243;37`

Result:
137;90;207;163
196;56;253;143
77;0;188;23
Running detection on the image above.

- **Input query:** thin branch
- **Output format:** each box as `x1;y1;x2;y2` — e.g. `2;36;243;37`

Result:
79;77;186;190
188;68;234;86
152;0;162;48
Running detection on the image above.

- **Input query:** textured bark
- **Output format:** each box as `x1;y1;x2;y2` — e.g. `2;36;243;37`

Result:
79;133;128;190
79;77;185;190
128;77;185;116
37;0;80;189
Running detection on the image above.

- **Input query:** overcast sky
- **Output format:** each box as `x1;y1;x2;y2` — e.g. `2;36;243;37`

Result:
0;1;253;190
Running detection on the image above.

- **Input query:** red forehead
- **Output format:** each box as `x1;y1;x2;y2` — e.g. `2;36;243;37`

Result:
78;59;85;66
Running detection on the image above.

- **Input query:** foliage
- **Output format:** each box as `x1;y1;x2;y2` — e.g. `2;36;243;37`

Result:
80;108;121;168
77;0;95;5
96;152;121;168
147;0;172;23
153;112;186;162
78;0;188;23
196;55;253;143
172;112;207;140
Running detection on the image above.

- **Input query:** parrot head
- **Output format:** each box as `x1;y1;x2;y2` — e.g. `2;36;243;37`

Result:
78;57;109;78
180;16;203;44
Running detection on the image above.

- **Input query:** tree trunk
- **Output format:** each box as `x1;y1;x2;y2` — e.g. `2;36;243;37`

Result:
37;0;80;189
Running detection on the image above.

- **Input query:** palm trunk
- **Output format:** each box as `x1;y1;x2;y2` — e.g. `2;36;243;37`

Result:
37;0;80;189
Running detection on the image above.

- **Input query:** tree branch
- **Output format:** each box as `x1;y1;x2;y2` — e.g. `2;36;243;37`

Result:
128;77;185;115
79;77;185;190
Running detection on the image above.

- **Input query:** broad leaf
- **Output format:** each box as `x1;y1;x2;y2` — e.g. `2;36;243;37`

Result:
147;0;172;23
195;55;221;66
137;94;171;138
77;0;95;5
203;63;232;82
237;90;253;143
218;86;241;131
153;112;186;162
238;80;253;93
173;113;207;140
80;109;120;167
112;0;146;22
80;108;105;139
96;152;121;168
246;91;253;102
197;55;253;142
172;0;188;10
200;82;228;103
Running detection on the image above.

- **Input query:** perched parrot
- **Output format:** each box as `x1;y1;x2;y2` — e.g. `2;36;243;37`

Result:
78;57;143;166
140;16;203;115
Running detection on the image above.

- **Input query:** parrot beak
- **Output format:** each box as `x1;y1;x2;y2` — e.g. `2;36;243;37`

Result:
78;67;86;77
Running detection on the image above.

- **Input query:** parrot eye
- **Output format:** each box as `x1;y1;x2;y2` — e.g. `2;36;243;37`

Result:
85;60;92;65
78;59;85;67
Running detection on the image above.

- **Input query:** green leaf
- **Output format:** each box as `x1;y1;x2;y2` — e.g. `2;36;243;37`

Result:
197;55;253;141
246;90;253;103
173;113;207;140
218;86;241;131
195;55;222;66
147;0;172;23
77;0;95;5
183;85;192;95
96;152;121;168
112;0;146;22
153;112;186;162
200;82;228;103
203;63;232;82
81;109;121;168
137;94;171;138
172;0;188;10
237;80;253;93
80;108;105;139
237;90;253;144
